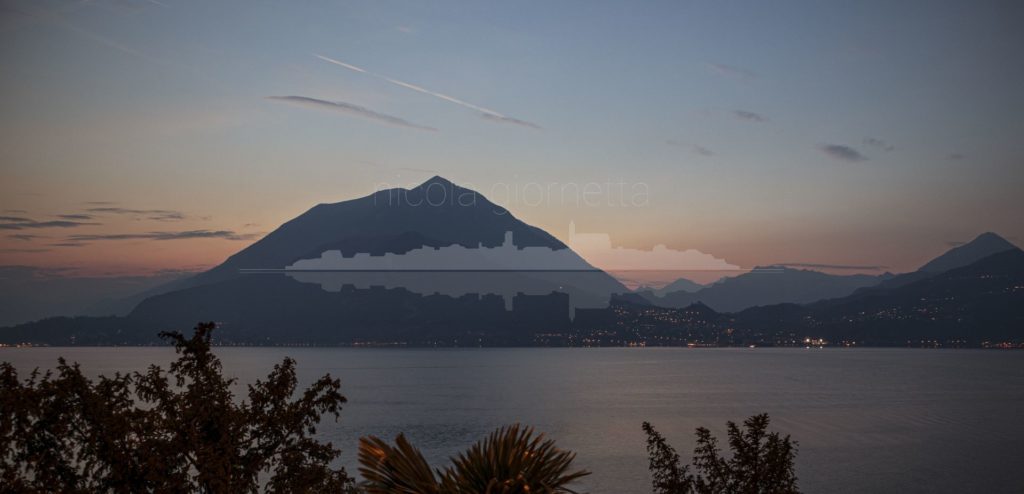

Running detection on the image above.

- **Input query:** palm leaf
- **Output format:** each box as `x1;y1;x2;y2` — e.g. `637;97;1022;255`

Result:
440;424;590;493
357;433;441;493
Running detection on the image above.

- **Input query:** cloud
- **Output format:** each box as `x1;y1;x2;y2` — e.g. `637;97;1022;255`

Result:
267;96;437;131
775;262;887;271
8;234;43;241
85;201;117;205
863;137;895;152
4;209;28;214
0;219;99;230
68;230;260;241
50;242;89;248
947;153;964;161
315;54;541;129
691;145;714;157
0;216;32;222
667;140;714;157
733;110;767;122
58;214;95;220
86;207;185;221
820;144;868;162
707;62;756;80
0;248;51;253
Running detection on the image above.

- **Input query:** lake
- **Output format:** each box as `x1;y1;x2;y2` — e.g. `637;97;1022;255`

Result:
3;347;1022;493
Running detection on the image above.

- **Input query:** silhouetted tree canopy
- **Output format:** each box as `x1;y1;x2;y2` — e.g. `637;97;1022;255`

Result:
643;414;799;494
0;322;355;493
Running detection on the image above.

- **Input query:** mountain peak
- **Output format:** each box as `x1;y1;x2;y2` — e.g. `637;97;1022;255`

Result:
919;232;1018;273
416;175;457;189
974;231;1012;244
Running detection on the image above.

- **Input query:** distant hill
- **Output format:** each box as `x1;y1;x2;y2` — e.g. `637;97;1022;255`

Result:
919;232;1018;273
640;267;890;313
642;232;1020;314
655;277;705;296
734;248;1024;344
851;232;1019;293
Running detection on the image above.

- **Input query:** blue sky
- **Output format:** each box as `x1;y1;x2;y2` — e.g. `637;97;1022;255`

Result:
1;0;1022;276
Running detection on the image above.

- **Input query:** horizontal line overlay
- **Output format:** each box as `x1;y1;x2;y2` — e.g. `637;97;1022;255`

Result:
241;269;606;273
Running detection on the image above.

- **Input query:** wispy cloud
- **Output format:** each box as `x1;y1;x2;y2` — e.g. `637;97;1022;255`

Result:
691;145;714;157
776;262;887;271
0;219;99;230
86;207;185;221
667;140;714;157
707;62;756;80
863;137;895;152
57;214;95;220
68;230;260;241
267;96;437;131
820;144;868;162
315;54;541;129
50;242;89;248
733;110;767;123
8;234;43;241
947;152;964;161
0;216;32;223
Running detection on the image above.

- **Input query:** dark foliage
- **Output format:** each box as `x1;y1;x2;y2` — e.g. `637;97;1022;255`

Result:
643;414;799;494
0;322;355;493
358;423;590;493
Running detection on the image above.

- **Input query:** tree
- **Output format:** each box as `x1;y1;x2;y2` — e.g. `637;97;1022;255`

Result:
0;322;355;493
358;423;590;493
643;414;799;494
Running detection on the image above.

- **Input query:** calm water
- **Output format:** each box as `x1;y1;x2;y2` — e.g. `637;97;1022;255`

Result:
3;347;1023;493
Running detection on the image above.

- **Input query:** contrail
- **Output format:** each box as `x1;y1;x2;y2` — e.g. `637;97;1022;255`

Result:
314;54;541;129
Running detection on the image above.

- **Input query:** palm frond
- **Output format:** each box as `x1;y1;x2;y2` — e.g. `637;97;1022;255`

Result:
440;424;590;493
357;434;440;494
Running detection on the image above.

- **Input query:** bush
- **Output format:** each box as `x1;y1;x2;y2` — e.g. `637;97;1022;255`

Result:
0;322;355;493
643;414;798;494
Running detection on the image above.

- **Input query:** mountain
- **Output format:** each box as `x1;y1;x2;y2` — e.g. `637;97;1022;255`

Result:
641;267;890;313
654;277;704;296
734;247;1024;344
850;232;1019;293
919;232;1018;273
0;268;193;327
187;176;569;287
2;177;630;345
119;177;628;342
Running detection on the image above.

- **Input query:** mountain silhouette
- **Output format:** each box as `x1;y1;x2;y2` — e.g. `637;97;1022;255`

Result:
120;176;628;339
188;176;570;285
919;232;1018;273
734;247;1024;344
640;267;889;313
650;277;704;296
853;232;1019;293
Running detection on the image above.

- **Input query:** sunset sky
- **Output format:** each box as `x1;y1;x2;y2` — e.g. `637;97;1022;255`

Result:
1;0;1022;278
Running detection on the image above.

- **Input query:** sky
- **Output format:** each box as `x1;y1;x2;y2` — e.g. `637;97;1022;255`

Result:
1;0;1023;281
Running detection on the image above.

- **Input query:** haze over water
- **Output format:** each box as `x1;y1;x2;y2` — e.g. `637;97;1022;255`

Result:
5;347;1023;493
